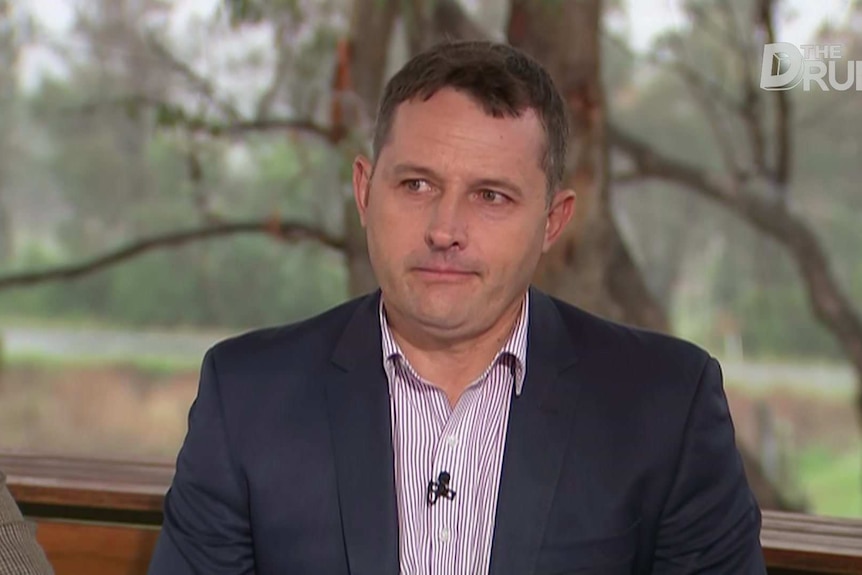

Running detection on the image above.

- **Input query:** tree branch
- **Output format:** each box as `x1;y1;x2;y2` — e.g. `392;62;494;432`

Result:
671;49;747;179
733;0;768;181
255;18;293;119
0;219;345;290
187;116;338;141
686;1;747;59
605;34;742;115
609;123;862;383
77;96;338;142
608;123;742;206
144;33;240;121
432;0;489;42
758;0;792;187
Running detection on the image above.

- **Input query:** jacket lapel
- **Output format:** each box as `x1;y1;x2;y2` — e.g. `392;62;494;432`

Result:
324;291;400;575
489;288;583;575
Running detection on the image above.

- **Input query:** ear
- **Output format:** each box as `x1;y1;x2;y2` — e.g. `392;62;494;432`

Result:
352;155;374;226
542;189;576;253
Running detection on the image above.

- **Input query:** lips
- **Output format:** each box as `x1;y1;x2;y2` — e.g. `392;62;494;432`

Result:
415;267;473;274
413;267;476;279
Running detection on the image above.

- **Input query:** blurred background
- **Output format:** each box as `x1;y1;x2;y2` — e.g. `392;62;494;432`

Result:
0;0;859;520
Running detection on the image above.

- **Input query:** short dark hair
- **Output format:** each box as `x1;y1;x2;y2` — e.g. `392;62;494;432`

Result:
372;40;570;197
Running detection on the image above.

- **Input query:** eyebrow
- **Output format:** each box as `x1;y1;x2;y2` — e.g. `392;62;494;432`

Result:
389;163;524;197
390;163;440;180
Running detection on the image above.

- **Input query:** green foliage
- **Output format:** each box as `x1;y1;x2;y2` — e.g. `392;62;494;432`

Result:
736;285;841;359
797;447;862;518
223;0;303;27
0;244;85;319
1;238;348;329
7;39;349;332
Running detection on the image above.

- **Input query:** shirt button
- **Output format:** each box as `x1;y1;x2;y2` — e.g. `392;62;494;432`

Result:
446;435;459;448
439;527;451;542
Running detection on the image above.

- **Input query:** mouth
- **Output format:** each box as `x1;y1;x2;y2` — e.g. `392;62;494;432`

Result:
412;267;477;280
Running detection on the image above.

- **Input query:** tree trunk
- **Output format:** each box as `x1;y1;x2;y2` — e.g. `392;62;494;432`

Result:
343;0;400;296
506;0;667;332
0;198;12;263
0;0;15;263
403;0;434;56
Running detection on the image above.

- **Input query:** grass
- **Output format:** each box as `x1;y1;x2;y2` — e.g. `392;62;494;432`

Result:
0;313;114;330
797;447;862;518
4;351;201;376
725;378;854;402
722;364;855;402
0;313;238;336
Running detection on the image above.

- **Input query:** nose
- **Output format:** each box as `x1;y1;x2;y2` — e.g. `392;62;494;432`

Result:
424;193;467;252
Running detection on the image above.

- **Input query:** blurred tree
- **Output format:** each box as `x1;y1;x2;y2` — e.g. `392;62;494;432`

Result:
0;0;858;389
2;0;836;508
606;0;862;423
0;0;18;262
341;0;399;294
70;0;172;235
507;0;668;331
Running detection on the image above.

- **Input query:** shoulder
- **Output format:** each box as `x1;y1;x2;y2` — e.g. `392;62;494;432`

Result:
551;294;709;359
0;470;15;524
187;294;377;433
205;293;372;375
544;293;715;396
540;294;731;472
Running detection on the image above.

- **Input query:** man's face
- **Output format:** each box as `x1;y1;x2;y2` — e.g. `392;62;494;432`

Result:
353;88;574;342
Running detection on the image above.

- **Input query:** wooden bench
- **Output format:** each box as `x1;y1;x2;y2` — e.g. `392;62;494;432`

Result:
3;454;167;575
3;453;862;574
761;512;862;574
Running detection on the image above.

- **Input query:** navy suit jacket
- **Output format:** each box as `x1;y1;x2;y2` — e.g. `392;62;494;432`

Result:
148;288;765;574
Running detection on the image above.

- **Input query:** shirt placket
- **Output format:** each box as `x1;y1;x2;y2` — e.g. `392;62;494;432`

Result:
427;387;472;575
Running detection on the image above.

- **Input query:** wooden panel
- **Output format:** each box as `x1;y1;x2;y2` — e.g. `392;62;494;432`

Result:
35;520;159;575
768;570;837;575
30;519;846;575
2;453;171;513
761;511;862;574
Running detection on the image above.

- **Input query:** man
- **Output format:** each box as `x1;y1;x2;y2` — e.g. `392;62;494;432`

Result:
149;41;765;574
0;471;54;575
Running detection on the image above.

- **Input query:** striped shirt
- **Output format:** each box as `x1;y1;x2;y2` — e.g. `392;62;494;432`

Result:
379;293;529;575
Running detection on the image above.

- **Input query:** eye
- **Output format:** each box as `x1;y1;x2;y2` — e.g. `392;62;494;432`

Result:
403;179;431;192
478;189;509;204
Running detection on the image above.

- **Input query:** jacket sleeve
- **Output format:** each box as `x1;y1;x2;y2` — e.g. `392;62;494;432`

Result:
0;471;54;575
148;348;255;575
652;357;767;574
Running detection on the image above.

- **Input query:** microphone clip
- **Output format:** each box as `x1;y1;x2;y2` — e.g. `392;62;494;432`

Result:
427;471;456;505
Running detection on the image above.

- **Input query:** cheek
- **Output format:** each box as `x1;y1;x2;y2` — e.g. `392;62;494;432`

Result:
480;220;545;270
366;201;422;256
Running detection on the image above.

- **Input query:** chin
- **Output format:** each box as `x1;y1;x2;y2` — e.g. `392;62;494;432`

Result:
414;300;470;326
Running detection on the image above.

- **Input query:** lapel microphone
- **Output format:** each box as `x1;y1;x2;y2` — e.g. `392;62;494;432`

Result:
427;471;456;505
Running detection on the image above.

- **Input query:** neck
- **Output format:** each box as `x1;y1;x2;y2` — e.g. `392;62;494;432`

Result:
384;292;525;406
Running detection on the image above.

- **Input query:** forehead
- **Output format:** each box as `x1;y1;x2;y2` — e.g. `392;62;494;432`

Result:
380;89;546;181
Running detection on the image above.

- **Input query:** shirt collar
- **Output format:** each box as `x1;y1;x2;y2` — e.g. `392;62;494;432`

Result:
378;291;530;396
